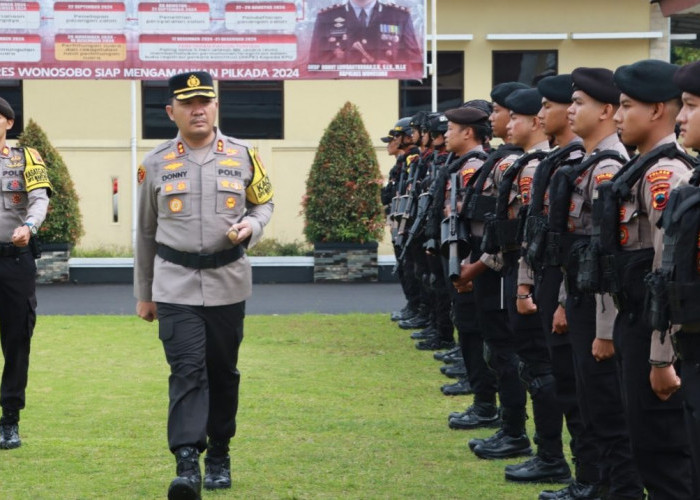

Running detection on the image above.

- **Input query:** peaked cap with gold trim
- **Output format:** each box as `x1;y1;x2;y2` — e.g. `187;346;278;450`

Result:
168;71;216;101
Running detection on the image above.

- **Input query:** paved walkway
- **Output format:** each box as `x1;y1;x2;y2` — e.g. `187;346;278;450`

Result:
36;282;405;316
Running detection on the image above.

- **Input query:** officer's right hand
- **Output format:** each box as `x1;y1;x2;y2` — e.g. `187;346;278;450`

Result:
136;301;158;322
592;338;615;361
650;365;681;401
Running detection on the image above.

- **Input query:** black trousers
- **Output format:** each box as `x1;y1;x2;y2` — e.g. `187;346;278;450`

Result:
157;302;245;453
613;302;694;500
535;267;596;479
470;245;525;433
505;265;563;457
445;258;497;402
0;253;37;422
394;244;420;310
429;254;453;342
566;292;643;496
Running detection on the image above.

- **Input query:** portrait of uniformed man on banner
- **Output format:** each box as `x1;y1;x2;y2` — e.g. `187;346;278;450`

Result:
308;0;421;66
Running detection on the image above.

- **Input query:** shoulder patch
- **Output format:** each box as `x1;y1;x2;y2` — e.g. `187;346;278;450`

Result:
499;161;512;172
646;169;673;183
27;147;43;164
461;168;476;185
595;172;614;185
650;182;670;211
245;148;273;204
137;165;146;185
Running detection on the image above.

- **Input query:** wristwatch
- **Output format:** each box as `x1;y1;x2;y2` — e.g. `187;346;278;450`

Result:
24;222;38;236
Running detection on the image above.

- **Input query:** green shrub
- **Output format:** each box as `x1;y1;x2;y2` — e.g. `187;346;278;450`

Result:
72;245;133;258
18;119;84;246
246;238;312;256
301;102;384;244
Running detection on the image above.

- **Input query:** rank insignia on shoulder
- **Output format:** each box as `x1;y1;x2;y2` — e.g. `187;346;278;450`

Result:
137;165;146;184
1;146;9;157
177;142;186;156
216;140;224;153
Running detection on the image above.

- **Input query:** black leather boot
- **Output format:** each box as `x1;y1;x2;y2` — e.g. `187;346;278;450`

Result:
448;402;500;429
504;454;572;483
0;410;20;450
204;439;231;490
472;408;532;459
168;447;201;500
441;378;473;396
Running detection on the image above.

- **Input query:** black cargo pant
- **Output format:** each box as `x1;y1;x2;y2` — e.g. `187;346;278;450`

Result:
471;242;526;434
0;252;37;424
505;265;563;458
157;302;244;454
535;266;596;480
613;299;694;500
428;253;453;342
394;243;420;311
672;330;700;499
566;291;643;496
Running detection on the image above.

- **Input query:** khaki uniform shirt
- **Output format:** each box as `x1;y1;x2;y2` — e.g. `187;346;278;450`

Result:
443;145;485;216
0;145;50;239
568;134;628;340
134;129;274;306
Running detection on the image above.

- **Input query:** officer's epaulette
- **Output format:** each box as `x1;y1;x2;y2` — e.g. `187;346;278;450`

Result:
319;3;343;13
151;140;176;156
384;2;409;11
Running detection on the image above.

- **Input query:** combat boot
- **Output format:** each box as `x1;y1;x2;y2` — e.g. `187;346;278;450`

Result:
538;480;601;499
448;402;500;429
397;305;430;330
410;326;436;340
415;335;455;351
440;360;467;379
390;304;415;322
504;454;572;483
0;410;21;450
472;407;531;459
204;455;231;490
441;378;473;396
433;345;461;362
168;446;201;500
0;424;20;449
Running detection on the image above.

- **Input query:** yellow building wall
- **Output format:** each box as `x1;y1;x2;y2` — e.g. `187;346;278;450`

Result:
10;1;660;256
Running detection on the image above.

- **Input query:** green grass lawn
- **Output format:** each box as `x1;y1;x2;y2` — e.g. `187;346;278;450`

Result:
0;314;554;499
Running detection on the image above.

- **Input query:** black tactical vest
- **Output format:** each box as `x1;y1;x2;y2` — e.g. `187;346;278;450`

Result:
522;142;586;272
579;143;696;308
646;163;700;331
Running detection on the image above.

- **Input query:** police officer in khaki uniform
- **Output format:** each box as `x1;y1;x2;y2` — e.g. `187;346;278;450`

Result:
660;60;700;495
134;72;273;500
586;60;695;499
0;97;51;451
309;0;421;66
539;68;644;500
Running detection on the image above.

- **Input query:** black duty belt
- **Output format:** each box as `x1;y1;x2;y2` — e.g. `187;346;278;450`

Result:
157;244;243;269
0;243;31;258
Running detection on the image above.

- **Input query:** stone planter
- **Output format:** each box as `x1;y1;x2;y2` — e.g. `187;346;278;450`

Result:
36;242;71;283
313;241;378;282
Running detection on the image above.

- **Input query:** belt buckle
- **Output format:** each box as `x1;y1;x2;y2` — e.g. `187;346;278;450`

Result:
198;253;217;269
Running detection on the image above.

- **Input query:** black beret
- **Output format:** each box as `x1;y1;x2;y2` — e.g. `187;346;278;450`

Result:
673;60;700;96
504;88;543;116
490;82;530;108
613;59;681;103
444;106;489;126
536;74;573;104
571;67;620;104
0;97;14;120
462;99;493;115
168;71;216;101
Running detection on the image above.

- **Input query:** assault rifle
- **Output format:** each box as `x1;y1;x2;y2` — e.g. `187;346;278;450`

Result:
442;172;463;281
394;156;423;250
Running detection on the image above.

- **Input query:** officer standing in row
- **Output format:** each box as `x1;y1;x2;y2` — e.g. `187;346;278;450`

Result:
585;60;695;499
0;97;52;451
455;82;529;455
540;68;644;500
134;71;274;500
652;59;700;492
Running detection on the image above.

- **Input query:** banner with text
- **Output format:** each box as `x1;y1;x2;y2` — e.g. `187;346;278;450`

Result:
0;0;425;80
